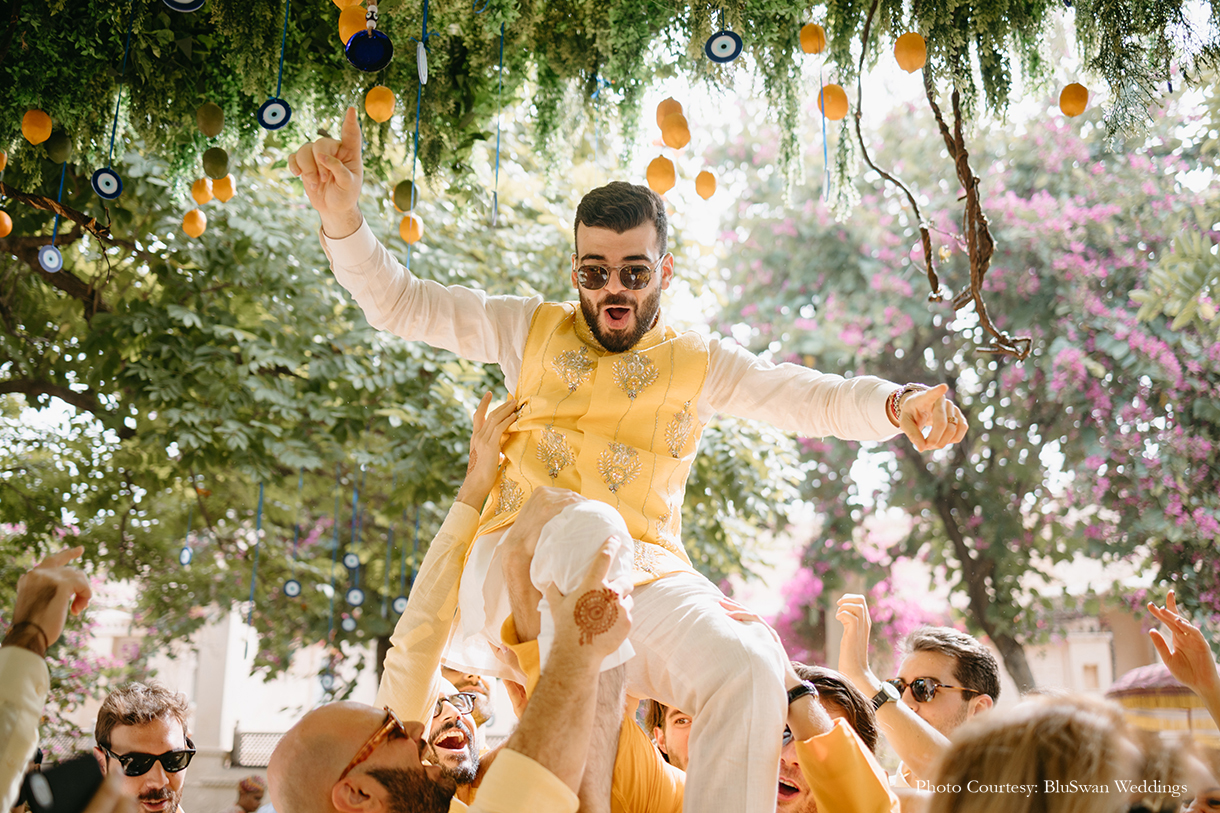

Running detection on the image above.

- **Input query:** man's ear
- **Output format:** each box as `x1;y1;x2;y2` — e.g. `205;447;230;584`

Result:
94;747;109;775
653;727;668;756
331;776;384;813
968;694;994;717
659;253;674;290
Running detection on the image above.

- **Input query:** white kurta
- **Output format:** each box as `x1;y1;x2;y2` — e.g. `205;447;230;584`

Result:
1;646;50;811
324;221;902;813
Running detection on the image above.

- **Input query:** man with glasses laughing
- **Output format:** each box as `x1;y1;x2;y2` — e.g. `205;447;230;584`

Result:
93;683;194;813
292;108;969;813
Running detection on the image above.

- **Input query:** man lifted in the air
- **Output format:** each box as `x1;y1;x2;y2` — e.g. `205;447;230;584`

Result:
290;108;967;813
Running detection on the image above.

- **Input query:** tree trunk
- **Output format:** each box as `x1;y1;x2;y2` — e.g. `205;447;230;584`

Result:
989;630;1037;694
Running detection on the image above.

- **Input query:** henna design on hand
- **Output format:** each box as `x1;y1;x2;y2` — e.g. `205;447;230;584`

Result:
467;449;478;475
573;588;619;646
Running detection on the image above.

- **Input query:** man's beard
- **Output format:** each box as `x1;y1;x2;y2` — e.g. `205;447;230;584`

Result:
424;720;478;785
137;786;182;813
366;767;455;813
579;286;661;353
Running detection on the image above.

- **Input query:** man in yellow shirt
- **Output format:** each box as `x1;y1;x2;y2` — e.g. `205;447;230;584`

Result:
267;537;633;813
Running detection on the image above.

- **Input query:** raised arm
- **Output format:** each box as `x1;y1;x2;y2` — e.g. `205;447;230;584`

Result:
375;393;517;722
1148;590;1220;726
835;595;950;781
288;106;365;240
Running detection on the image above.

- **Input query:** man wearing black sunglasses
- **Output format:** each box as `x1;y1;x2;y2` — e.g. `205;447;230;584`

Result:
93;683;193;813
293;108;969;813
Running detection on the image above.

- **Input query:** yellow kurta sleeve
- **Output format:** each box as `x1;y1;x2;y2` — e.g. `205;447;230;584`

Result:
610;715;684;813
465;749;578;813
375;502;481;723
499;616;542;697
796;719;900;813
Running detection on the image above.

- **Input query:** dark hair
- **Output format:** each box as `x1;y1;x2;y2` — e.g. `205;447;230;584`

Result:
791;663;880;753
95;681;191;749
902;626;1002;702
574;182;668;256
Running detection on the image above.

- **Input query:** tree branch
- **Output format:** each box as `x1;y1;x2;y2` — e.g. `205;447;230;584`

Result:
0;224;113;317
852;0;947;304
0;378;136;438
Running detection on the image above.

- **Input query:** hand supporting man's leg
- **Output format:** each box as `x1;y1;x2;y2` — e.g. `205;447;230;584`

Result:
577;664;626;813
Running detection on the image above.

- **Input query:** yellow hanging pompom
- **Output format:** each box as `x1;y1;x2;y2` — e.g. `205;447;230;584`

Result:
400;212;424;244
695;171;716;200
213;175;236;203
646;156;675;194
818;85;849;120
0;211;11;239
365;86;396;122
332;0;361;7
191;178;213;206
0;150;7;172
894;33;927;73
183;209;207;238
656;98;683;130
1059;83;1089;117
22;110;52;145
339;5;366;45
800;24;827;55
661;112;691;149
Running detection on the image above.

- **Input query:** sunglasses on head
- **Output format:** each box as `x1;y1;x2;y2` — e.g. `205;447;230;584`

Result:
888;677;981;703
574;255;668;291
340;707;410;781
99;738;196;777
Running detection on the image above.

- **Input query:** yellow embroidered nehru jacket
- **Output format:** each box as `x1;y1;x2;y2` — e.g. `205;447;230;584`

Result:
476;303;707;582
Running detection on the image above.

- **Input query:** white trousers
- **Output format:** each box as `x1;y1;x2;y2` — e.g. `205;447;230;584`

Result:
447;501;788;813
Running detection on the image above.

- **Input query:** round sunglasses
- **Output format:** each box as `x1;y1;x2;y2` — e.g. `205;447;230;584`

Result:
887;677;981;703
574;255;668;291
99;738;196;777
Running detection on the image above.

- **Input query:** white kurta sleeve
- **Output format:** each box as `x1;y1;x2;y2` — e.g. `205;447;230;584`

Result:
0;646;50;811
321;221;542;390
699;336;901;441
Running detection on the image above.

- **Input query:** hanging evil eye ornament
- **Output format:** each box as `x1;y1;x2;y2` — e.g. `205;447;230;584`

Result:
91;167;123;200
283;578;302;598
417;40;428;84
258;98;292;130
258;0;294;130
346;587;365;607
38;245;63;273
705;29;743;63
342;552;361;570
320;672;335;691
341;616;358;632
178;546;194;566
392;595;408;614
345;2;394;73
162;0;205;11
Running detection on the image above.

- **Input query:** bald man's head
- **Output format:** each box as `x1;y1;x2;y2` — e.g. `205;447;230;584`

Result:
267;702;454;813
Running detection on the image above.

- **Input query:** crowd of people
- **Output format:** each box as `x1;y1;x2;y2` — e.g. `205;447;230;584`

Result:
3;109;1219;813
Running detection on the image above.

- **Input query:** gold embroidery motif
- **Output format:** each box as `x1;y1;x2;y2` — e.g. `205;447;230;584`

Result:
552;346;595;393
633;540;663;575
537;426;575;479
665;401;694;458
495;476;524;515
613;352;659;400
597;442;641;494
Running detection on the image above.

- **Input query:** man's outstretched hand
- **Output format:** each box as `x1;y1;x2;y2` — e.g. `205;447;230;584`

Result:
4;546;93;656
898;383;968;452
288;106;364;239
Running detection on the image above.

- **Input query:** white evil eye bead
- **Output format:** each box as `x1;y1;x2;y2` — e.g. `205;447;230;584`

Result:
258;98;292;130
283;579;302;597
320;673;335;690
346;587;365;607
38;246;63;273
178;547;193;566
162;0;205;11
705;29;743;63
417;41;428;84
343;552;360;570
392;595;408;614
341;616;358;632
91;167;123;200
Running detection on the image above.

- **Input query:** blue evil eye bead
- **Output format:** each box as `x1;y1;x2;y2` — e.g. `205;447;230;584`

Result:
257;98;292;130
417;41;428;84
320;673;335;691
341;616;358;632
392;595;408;614
283;578;302;598
342;552;360;570
91;167;123;200
38;245;63;273
704;29;744;63
345;29;394;73
178;547;193;566
162;0;205;11
346;587;365;607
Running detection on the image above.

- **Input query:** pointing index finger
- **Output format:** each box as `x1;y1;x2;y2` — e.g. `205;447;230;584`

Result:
338;106;363;162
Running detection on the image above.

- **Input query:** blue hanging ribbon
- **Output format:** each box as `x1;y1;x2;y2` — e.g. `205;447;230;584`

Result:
107;15;135;168
274;0;291;99
290;468;303;577
50;163;66;245
491;23;504;225
244;482;265;657
405;0;433;271
410;508;420;586
820;64;830;202
325;465;342;688
383;474;395;619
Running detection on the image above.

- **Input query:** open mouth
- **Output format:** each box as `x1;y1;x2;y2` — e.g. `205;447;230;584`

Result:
603;306;631;328
777;777;801;801
433;729;468;753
